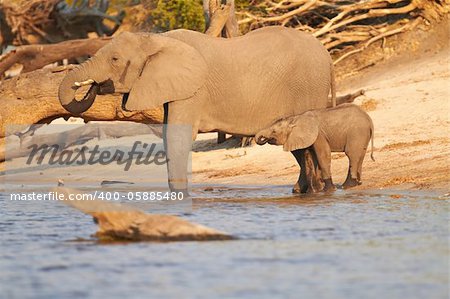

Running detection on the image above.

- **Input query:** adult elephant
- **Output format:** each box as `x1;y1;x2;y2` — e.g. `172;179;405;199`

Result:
58;26;336;193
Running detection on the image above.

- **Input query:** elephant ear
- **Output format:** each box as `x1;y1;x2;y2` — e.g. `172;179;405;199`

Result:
283;113;319;152
125;36;208;111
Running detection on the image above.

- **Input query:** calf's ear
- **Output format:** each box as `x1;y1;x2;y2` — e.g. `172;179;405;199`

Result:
283;113;319;152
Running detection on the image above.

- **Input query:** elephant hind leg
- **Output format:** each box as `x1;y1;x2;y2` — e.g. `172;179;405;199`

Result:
356;149;367;184
343;150;361;189
342;162;358;189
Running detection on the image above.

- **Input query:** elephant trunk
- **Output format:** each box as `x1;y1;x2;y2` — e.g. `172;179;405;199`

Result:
255;132;269;145
58;60;101;115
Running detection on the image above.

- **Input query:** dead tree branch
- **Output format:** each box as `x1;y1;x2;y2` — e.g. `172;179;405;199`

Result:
0;0;123;48
336;89;366;105
333;18;422;65
0;37;111;76
236;0;448;64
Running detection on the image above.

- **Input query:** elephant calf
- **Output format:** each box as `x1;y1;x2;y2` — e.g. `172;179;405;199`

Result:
255;104;374;191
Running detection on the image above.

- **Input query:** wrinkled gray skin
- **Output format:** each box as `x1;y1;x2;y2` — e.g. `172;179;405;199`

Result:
255;104;375;191
58;26;336;193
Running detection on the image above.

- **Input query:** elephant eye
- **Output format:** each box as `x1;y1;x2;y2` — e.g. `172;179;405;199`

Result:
111;56;119;62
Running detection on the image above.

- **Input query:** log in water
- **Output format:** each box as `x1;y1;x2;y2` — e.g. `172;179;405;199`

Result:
54;187;233;242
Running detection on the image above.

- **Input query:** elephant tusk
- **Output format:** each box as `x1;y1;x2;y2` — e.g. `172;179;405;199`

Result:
74;79;95;87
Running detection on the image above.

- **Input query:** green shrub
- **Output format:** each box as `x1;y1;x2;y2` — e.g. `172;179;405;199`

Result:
66;0;205;32
147;0;205;32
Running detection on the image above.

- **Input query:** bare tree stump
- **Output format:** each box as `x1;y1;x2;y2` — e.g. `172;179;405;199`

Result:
205;3;232;36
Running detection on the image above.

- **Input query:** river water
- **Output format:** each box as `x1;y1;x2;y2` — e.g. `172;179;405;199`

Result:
0;186;448;299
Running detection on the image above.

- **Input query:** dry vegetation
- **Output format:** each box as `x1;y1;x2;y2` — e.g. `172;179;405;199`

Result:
0;0;123;47
237;0;448;64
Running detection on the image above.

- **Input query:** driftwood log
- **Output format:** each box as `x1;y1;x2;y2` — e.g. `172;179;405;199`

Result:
55;187;233;242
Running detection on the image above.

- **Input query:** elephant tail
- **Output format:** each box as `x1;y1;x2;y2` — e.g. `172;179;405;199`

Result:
370;122;375;162
330;62;336;107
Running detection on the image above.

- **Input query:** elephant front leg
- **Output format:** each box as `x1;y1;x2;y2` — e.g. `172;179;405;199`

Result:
291;149;322;194
292;149;308;193
163;103;196;194
164;125;192;192
305;149;323;193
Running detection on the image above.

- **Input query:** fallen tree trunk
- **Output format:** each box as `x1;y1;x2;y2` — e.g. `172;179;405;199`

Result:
0;66;164;161
0;37;112;76
0;66;164;137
